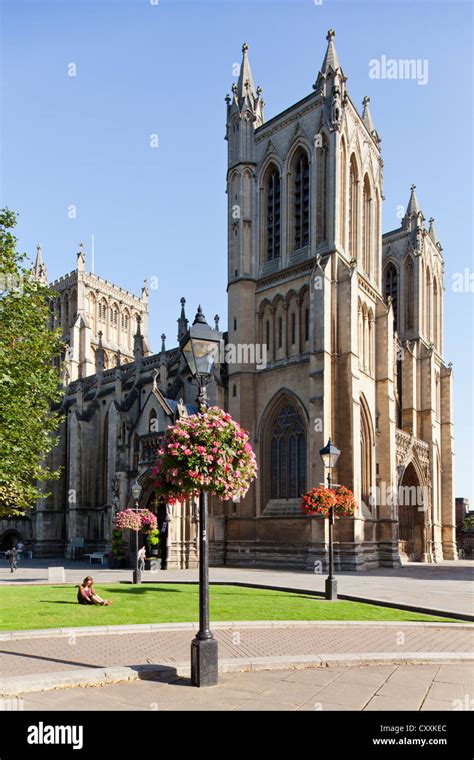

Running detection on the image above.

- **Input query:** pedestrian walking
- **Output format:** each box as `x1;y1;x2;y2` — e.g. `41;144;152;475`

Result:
6;546;18;573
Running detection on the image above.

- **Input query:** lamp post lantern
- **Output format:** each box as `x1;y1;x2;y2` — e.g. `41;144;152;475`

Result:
320;438;341;601
131;479;142;584
180;306;222;687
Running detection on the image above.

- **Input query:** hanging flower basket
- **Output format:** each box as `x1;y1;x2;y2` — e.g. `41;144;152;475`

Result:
140;509;158;532
114;509;158;532
332;485;358;517
153;406;258;505
301;486;336;517
301;485;357;518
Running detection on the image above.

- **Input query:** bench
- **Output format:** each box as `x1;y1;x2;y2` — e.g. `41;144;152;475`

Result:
84;552;108;565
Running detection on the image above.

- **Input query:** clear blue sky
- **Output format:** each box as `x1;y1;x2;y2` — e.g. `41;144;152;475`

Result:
1;0;472;502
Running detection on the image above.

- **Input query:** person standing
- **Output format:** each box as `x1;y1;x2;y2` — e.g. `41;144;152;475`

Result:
6;546;17;573
137;545;146;573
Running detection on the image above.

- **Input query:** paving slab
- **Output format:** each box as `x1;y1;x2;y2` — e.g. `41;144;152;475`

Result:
7;664;473;712
0;620;472;696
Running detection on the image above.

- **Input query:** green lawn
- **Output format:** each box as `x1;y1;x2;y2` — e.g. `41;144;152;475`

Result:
0;583;464;630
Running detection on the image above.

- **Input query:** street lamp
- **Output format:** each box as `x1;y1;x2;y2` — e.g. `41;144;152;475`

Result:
180;306;222;687
131;479;142;585
320;438;341;601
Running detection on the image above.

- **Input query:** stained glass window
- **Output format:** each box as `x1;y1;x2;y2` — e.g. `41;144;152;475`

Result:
269;403;306;499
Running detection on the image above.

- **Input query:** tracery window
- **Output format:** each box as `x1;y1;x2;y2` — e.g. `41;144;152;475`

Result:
266;167;281;261
385;264;398;331
349;154;359;259
293;151;309;250
269;403;306;500
316;135;329;245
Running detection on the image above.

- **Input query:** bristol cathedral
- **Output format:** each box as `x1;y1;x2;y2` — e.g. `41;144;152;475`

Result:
0;31;457;569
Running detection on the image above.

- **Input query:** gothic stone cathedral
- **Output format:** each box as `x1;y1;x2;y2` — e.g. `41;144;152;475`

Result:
0;31;457;569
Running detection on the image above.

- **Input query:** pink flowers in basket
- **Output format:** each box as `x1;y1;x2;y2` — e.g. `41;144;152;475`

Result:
114;508;157;532
153;406;257;505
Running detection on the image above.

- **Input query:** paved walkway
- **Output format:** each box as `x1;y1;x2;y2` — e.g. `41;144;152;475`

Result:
0;621;472;695
1;559;473;616
6;663;474;711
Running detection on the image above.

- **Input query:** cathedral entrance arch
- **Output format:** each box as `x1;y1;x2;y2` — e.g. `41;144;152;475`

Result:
134;470;198;569
0;530;22;551
398;461;428;562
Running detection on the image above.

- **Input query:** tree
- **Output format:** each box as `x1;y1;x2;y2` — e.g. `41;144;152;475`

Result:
0;208;64;517
462;515;474;533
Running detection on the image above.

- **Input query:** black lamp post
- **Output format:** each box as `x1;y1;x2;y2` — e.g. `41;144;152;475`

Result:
131;479;142;584
180;306;222;687
320;438;341;601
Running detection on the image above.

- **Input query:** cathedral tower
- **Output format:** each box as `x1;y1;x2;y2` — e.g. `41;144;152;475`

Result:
222;30;455;568
44;245;150;383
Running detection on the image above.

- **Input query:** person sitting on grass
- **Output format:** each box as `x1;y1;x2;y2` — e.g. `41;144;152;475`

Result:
77;576;113;606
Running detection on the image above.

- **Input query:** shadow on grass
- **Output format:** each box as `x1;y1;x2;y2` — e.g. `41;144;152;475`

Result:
106;586;182;594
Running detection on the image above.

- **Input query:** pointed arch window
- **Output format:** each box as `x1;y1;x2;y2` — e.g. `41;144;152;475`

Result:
433;276;439;349
360;398;373;510
426;269;432;341
99;301;107;323
362;175;372;276
102;411;109;503
269;403;306;500
385;264;398;331
404;257;414;331
349;154;359;259
339;137;347;248
293;151;309;250
316;135;329;245
266;166;281;261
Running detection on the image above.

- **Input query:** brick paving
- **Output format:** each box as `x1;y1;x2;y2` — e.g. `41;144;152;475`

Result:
5;663;474;712
0;623;472;679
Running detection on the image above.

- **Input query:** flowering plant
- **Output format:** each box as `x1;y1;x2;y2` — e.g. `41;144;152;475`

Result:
153;406;257;504
114;509;157;532
140;509;158;532
301;487;336;517
115;509;142;531
332;485;358;516
301;485;357;518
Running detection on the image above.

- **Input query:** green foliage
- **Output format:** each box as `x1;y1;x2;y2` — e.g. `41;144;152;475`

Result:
111;530;126;559
146;528;160;547
462;515;474;532
0;208;64;517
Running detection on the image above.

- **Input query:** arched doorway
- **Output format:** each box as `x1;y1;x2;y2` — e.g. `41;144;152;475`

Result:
398;462;427;561
145;492;168;569
0;531;22;551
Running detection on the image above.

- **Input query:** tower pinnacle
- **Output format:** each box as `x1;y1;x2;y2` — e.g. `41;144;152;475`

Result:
77;242;86;273
32;243;48;284
361;96;380;144
226;42;264;129
313;29;346;107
